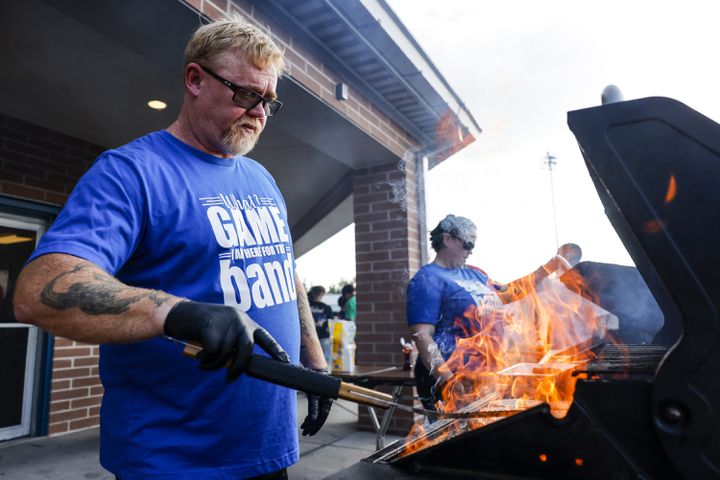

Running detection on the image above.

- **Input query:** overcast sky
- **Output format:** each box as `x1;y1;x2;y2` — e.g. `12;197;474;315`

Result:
297;0;720;286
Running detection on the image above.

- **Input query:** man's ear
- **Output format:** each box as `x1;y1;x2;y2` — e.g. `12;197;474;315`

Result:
185;63;203;97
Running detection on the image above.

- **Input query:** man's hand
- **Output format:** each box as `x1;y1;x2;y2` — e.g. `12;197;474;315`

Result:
300;369;333;436
164;301;290;382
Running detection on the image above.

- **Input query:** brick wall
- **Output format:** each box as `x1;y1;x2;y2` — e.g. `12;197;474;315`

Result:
48;339;103;435
0;112;104;435
0;113;100;205
353;160;422;434
182;0;418;159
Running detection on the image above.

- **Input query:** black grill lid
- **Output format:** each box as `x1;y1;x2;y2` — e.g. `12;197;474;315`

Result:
568;97;720;478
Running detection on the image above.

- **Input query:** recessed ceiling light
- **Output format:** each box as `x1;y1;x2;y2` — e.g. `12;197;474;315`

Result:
147;100;167;110
0;234;34;245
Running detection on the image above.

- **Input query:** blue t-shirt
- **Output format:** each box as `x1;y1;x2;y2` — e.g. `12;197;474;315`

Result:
29;131;300;479
406;264;503;359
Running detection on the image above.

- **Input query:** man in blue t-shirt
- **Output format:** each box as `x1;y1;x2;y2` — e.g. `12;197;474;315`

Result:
407;214;578;410
14;15;332;480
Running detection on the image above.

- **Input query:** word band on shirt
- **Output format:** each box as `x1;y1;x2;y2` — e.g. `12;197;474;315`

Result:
202;194;297;311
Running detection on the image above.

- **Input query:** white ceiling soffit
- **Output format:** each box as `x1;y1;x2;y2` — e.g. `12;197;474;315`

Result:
249;0;481;156
293;194;353;258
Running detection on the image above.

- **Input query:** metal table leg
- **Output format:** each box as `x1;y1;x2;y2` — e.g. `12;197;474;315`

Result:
375;385;403;450
367;405;381;432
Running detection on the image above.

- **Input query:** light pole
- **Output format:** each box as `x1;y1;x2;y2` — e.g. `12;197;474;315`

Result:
543;152;559;250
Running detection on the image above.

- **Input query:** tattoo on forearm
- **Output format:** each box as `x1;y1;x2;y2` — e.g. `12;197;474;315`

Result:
299;303;314;338
294;275;321;355
41;263;172;315
296;295;314;341
148;292;172;308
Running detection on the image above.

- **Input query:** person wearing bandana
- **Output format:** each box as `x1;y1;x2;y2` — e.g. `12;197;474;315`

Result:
407;214;577;410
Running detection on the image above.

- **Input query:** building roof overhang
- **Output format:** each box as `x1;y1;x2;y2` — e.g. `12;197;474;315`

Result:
250;0;481;166
0;0;480;257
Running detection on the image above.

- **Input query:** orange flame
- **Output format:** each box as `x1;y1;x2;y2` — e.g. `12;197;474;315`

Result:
664;175;677;203
642;219;666;234
400;268;615;456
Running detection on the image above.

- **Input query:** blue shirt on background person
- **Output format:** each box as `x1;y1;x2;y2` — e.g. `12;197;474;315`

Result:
407;263;503;360
406;214;578;411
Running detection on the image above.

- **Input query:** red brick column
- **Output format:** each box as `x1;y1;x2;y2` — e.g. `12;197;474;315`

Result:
353;160;422;435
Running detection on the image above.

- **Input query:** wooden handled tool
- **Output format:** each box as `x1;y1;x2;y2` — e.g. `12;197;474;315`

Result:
171;338;528;420
175;339;394;409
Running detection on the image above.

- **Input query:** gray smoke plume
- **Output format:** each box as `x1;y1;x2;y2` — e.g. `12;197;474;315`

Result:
570;262;670;344
387;149;418;212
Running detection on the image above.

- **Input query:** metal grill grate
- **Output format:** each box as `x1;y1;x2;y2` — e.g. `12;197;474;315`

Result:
581;344;670;374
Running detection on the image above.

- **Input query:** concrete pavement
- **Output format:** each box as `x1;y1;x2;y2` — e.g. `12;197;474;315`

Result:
0;396;402;480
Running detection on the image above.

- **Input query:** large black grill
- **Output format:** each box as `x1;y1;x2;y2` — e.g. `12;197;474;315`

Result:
329;96;720;480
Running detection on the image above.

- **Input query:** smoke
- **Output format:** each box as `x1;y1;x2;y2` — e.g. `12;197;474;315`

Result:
425;339;443;376
387;149;418;212
594;269;666;344
571;262;669;344
393;268;410;298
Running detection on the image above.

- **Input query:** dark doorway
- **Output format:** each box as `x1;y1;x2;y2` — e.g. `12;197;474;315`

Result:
0;214;46;441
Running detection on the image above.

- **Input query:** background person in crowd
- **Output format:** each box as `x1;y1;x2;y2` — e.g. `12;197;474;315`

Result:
339;284;356;321
308;285;333;366
13;15;331;480
406;214;577;410
338;295;346;318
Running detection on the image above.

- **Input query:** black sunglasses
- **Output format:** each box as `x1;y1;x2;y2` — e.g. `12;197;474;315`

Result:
199;65;283;117
450;233;475;251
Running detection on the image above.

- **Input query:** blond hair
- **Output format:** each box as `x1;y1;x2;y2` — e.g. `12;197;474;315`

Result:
184;14;285;75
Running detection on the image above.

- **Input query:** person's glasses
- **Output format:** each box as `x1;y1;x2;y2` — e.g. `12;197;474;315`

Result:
200;65;283;117
451;233;475;251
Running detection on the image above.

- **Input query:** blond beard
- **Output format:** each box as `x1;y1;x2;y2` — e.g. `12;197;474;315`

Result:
221;118;261;155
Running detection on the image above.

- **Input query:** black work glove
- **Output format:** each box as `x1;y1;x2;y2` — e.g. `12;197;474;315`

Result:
164;301;290;383
300;369;333;436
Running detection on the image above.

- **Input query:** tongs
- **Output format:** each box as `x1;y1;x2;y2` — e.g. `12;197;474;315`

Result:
169;337;395;408
169;337;526;419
